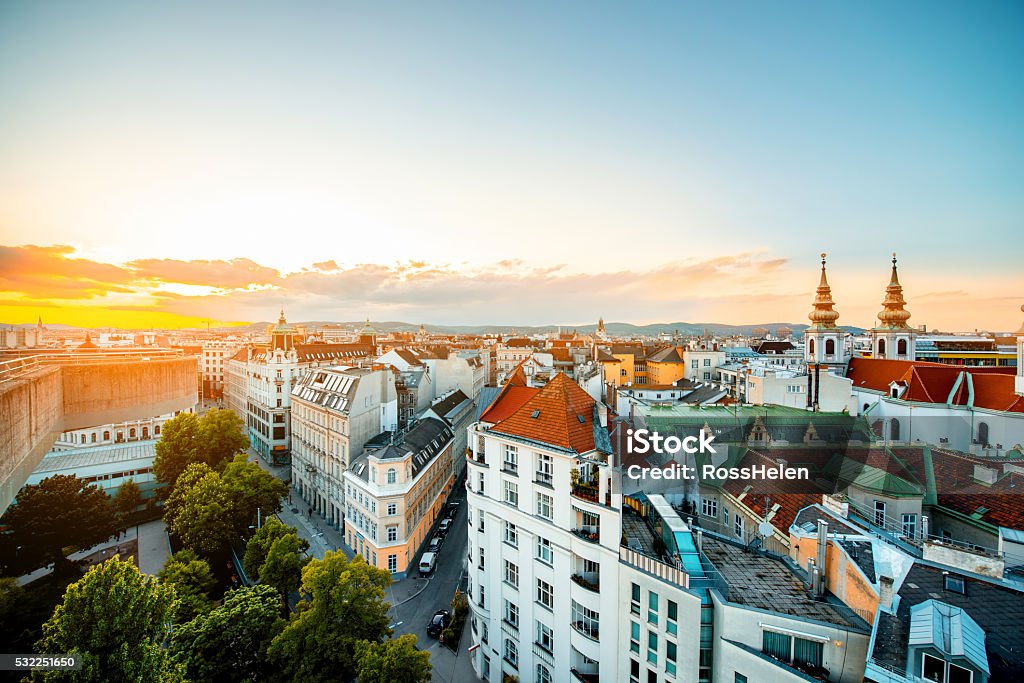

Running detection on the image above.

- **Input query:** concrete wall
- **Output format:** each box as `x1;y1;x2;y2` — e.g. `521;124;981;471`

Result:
0;357;198;514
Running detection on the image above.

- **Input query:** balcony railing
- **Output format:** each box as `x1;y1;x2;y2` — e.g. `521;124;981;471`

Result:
571;526;600;544
570;668;599;683
570;573;600;593
570;483;600;503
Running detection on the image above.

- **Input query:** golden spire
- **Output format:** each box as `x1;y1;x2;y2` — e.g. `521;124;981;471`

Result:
876;253;912;329
808;253;840;328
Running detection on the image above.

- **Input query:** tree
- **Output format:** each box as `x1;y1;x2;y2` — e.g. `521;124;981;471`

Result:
170;584;284;683
197;408;250;469
355;634;432;683
242;517;292;582
153;412;201;490
220;455;288;535
158;549;215;624
164;464;234;559
153;409;249;493
259;533;309;613
268;552;392;682
111;479;143;526
1;475;116;574
32;556;184;682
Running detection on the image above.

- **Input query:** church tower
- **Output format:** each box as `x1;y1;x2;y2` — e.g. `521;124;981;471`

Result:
271;308;296;352
870;254;916;361
1015;304;1024;397
804;253;848;367
359;317;377;347
803;254;848;410
595;316;608;341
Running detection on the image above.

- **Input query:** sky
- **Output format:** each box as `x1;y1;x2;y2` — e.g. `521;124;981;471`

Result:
1;1;1022;330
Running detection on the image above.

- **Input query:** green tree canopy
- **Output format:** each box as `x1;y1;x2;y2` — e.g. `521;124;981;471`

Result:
111;479;143;525
163;463;234;559
164;458;286;559
268;552;393;682
158;549;216;624
242;517;292;582
153;409;249;492
220;455;288;535
170;584;284;683
32;556;184;682
1;475;116;574
260;532;309;613
355;634;432;683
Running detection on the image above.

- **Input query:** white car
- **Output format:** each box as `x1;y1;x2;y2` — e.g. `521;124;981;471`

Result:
419;551;437;574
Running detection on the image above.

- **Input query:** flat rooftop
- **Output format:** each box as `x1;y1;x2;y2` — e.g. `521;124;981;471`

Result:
701;535;864;629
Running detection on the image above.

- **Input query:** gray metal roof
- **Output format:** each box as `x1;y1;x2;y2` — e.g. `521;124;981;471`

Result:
909;600;989;674
35;440;158;473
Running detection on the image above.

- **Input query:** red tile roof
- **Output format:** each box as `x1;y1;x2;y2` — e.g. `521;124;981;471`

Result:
490;373;598;453
846;358;1022;412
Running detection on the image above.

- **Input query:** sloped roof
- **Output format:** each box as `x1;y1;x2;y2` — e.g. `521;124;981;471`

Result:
490;372;599;453
847;358;1021;412
647;347;683;363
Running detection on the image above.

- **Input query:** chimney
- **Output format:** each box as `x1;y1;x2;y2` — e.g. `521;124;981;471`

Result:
816;521;829;597
878;575;895;611
973;464;998;485
695;528;703;554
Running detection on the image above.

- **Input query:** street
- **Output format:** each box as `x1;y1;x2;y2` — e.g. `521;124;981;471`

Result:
248;450;478;681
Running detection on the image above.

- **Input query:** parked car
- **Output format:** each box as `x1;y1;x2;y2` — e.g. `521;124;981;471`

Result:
427;609;452;637
419;551;437;574
438;518;452;535
429;536;442;552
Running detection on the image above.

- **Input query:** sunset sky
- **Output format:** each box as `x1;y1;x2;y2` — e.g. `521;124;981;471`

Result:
1;2;1022;330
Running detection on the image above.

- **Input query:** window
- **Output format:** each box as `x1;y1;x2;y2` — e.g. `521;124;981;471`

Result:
890;417;901;441
648;591;659;625
536;663;552;683
704;358;711;366
504;600;519;628
504;560;519;588
386;526;397;542
723;508;729;526
386;468;397;484
691;360;699;368
630;621;640;653
944;574;966;595
536;453;553;484
647;631;658;664
503;638;518;668
794;637;823;668
874;500;887;527
536;621;553;653
631;583;641;615
763;630;824;669
897;338;908;356
387;503;397;516
478;547;485;569
666;640;677;676
387;554;397;572
735;675;748;683
878;338;887;357
536;536;552;564
825;338;836;356
503;444;518;473
763;630;792;662
536;492;553;519
503;480;518;507
667;599;678;635
701;497;718;518
477;471;485;494
734;515;744;539
571;600;599;639
504;521;518;547
902;513;917;539
630;659;640;683
536;578;553;609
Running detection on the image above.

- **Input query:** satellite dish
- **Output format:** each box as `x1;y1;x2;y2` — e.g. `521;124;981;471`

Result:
758;521;774;537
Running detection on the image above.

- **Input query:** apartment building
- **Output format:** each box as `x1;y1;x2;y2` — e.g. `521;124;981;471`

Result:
342;417;454;576
290;366;397;529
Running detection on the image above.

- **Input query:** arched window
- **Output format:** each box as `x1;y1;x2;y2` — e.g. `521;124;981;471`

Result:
129;428;136;438
890;418;901;441
978;422;989;446
808;339;815;355
155;425;161;435
387;468;397;484
897;338;908;356
142;427;149;438
103;431;110;441
825;338;836;356
91;433;97;443
877;338;886;357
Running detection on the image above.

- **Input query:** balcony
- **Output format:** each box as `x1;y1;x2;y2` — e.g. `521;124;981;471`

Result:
570;572;600;593
570;669;599;683
570;526;600;544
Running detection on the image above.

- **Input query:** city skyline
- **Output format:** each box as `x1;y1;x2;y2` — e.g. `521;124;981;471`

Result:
2;2;1022;329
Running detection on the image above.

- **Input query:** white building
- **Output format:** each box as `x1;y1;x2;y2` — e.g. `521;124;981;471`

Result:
199;339;242;399
290;366;397;530
50;410;192;451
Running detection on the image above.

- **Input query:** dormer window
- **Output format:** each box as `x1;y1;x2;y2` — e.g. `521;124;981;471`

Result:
922;653;973;683
944;574;966;595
